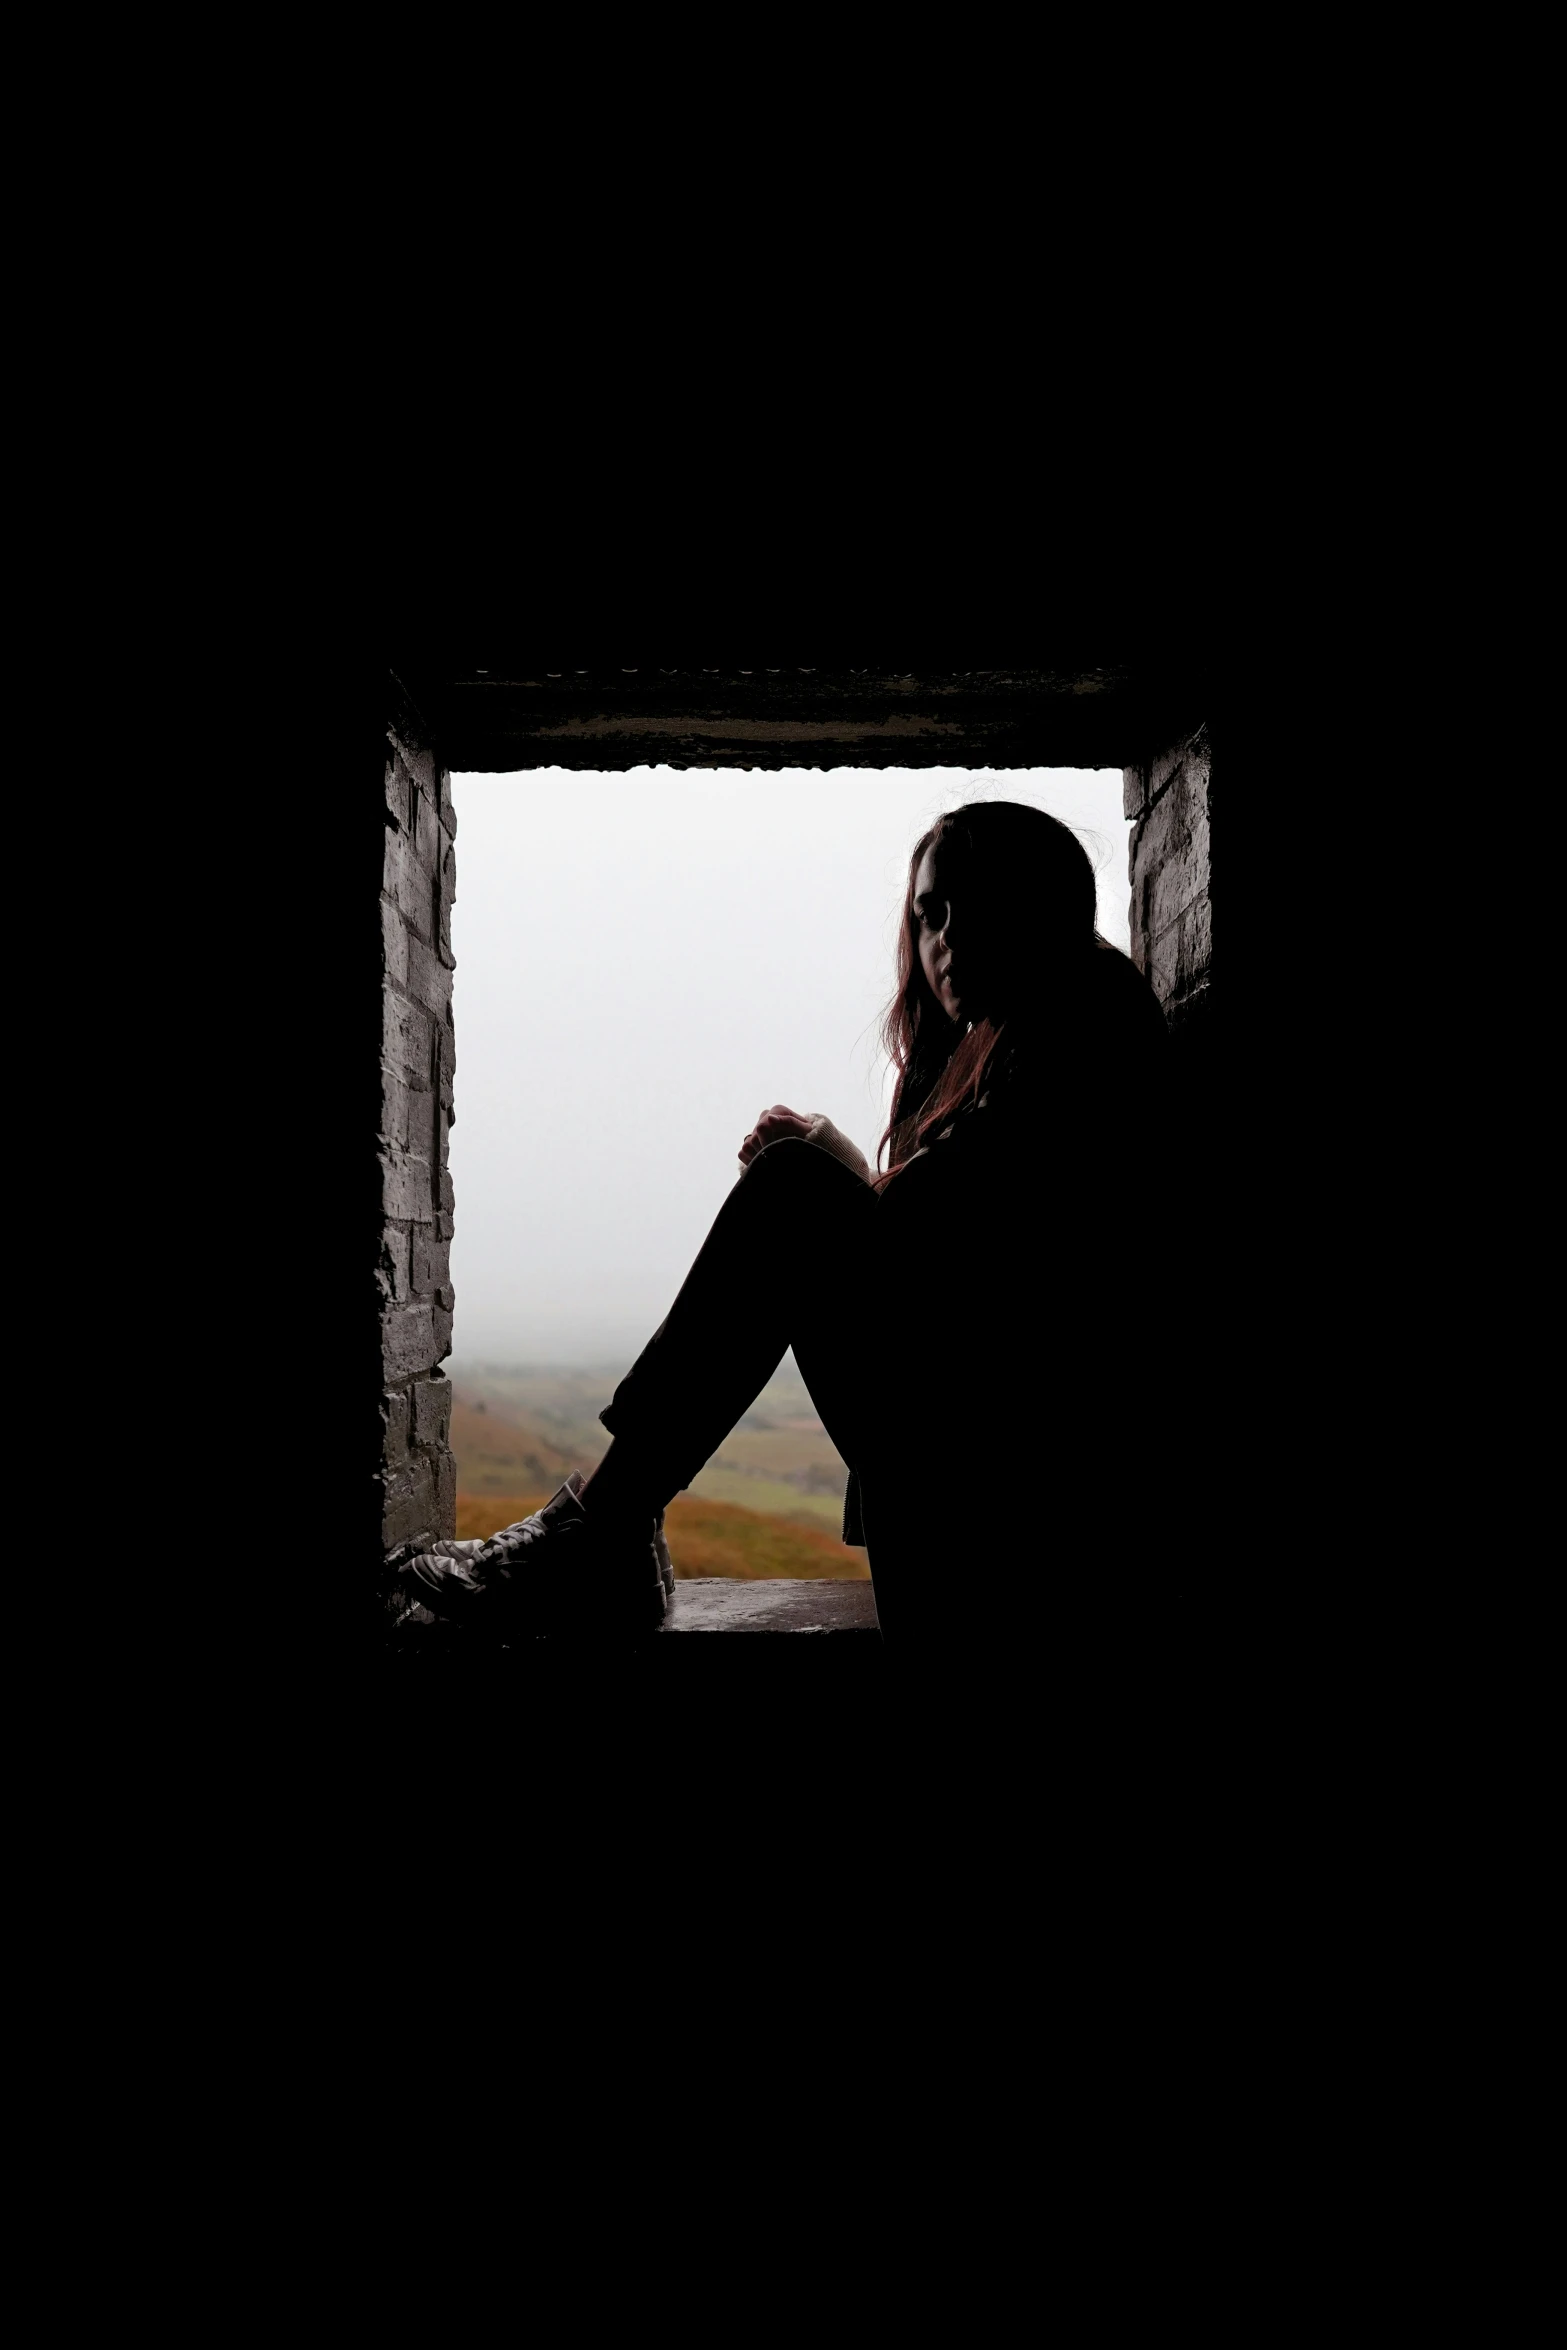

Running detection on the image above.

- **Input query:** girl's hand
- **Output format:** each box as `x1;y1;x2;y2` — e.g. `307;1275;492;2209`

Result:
738;1106;873;1184
738;1104;814;1165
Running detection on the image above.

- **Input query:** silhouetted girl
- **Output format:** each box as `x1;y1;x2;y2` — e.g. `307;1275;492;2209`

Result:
398;802;1170;1642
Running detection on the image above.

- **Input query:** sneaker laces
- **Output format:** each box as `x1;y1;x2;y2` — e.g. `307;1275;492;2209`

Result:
470;1478;589;1570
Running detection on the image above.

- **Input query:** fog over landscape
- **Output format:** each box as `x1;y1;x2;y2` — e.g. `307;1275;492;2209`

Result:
446;766;1132;1368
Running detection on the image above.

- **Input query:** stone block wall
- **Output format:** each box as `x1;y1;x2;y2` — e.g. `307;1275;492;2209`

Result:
377;714;458;1555
1124;722;1210;1035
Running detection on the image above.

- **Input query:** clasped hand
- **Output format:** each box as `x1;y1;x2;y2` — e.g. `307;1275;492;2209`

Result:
738;1104;872;1183
738;1104;818;1166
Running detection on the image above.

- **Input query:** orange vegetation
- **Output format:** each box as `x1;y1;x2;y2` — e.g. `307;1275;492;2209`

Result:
454;1490;870;1580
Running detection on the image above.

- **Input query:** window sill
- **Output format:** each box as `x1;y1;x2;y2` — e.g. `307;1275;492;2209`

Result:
661;1579;880;1636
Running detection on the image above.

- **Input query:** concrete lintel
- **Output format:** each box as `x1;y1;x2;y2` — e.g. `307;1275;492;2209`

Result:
396;667;1210;774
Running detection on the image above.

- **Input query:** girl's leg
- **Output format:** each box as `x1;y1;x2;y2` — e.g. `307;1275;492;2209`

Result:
581;1139;881;1525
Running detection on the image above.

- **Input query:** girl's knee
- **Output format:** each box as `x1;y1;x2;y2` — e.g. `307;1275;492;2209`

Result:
756;1135;856;1189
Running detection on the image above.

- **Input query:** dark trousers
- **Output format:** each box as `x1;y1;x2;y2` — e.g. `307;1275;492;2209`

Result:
600;1138;889;1512
599;1138;943;1641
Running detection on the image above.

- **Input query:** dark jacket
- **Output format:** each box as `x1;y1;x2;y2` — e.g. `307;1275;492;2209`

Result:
843;946;1170;1549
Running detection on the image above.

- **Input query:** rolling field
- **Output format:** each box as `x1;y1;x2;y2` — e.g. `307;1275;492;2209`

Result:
454;1490;870;1579
449;1360;867;1579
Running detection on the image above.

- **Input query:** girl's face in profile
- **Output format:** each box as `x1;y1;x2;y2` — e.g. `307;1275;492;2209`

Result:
915;825;1082;1028
914;842;984;1025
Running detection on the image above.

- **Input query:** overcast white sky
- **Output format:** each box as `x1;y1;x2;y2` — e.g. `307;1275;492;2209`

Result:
447;767;1131;1365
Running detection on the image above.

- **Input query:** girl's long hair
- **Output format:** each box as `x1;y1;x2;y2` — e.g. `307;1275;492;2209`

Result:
874;802;1101;1183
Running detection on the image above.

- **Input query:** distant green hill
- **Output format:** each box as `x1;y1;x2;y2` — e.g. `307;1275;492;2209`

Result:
450;1392;587;1494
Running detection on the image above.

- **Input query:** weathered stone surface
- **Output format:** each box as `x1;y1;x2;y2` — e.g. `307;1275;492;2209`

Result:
422;1090;447;1164
1144;888;1212;1005
1148;843;1204;944
1128;727;1211;1018
373;715;460;1559
1146;735;1192;805
1143;929;1176;1002
384;826;434;941
380;1147;435;1224
411;1375;451;1447
380;894;407;985
1123;766;1146;820
411;1231;449;1296
1133;756;1210;887
1174;889;1212;990
382;987;433;1079
433;1447;457;1533
404;929;450;1020
379;1068;413;1151
382;1301;436;1379
438;848;456;963
381;1386;410;1465
382;1460;437;1548
379;1225;411;1302
415;788;444;879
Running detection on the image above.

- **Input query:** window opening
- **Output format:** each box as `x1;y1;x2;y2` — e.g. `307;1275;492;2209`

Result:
444;767;1134;1581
